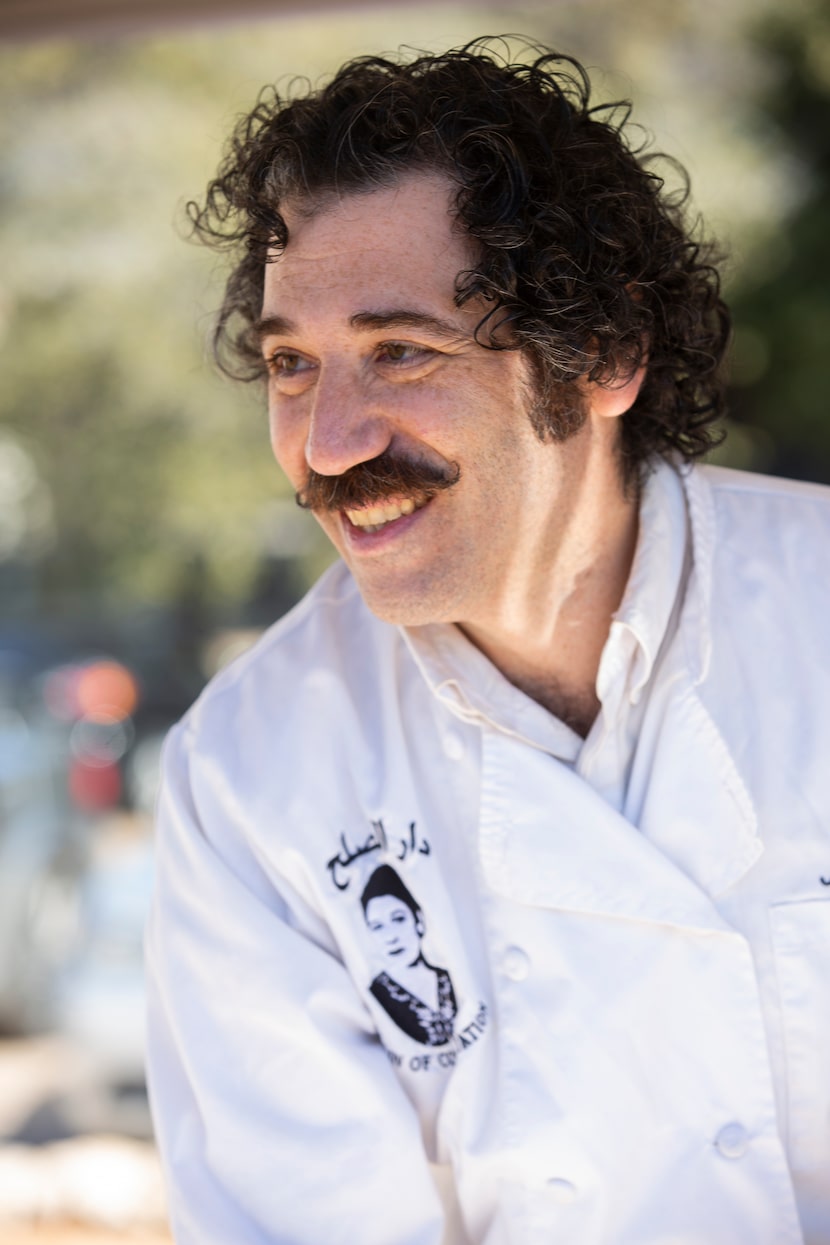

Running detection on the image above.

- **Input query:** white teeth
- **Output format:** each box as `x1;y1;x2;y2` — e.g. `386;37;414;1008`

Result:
346;496;426;531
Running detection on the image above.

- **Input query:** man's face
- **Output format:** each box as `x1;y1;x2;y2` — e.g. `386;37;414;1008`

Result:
259;171;620;630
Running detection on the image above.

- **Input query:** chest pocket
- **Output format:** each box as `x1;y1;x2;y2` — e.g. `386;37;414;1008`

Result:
770;899;830;1183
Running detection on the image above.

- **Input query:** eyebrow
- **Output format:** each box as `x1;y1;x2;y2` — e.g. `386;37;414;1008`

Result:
254;308;467;344
255;313;295;341
350;309;466;341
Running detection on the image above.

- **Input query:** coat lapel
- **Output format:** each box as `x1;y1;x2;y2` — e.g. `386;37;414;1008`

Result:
477;729;741;935
628;676;762;898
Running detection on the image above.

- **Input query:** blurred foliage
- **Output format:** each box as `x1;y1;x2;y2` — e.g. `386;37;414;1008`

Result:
0;35;309;622
0;0;826;634
726;0;830;482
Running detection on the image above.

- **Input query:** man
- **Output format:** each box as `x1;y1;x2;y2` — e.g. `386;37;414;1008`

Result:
145;40;830;1245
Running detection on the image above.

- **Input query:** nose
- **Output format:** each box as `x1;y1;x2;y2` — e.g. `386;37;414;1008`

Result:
304;362;391;479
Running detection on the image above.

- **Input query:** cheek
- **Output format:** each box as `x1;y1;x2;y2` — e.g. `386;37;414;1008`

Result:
268;402;308;488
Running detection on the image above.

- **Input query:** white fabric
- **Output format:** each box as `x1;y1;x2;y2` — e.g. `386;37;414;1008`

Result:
146;462;830;1245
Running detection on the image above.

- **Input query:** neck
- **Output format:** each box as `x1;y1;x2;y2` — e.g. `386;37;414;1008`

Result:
459;453;640;738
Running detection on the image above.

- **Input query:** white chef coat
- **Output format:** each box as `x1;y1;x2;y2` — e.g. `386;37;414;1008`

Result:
146;460;830;1245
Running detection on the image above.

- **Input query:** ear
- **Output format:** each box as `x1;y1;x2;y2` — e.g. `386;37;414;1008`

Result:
586;363;647;420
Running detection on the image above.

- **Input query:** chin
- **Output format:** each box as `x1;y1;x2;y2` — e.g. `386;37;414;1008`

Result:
362;599;441;628
357;585;459;629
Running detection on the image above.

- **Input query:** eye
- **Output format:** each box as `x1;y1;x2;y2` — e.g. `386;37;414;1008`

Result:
377;342;434;367
264;349;316;387
270;351;314;373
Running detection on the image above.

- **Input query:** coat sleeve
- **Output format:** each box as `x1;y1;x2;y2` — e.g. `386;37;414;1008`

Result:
145;719;446;1245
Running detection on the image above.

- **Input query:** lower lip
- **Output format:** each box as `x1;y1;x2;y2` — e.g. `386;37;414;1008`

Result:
340;501;429;552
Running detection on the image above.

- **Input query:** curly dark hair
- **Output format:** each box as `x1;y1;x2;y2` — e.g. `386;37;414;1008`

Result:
360;865;421;921
190;37;729;481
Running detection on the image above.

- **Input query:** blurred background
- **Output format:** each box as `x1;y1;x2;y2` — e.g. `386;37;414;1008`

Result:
1;0;829;1237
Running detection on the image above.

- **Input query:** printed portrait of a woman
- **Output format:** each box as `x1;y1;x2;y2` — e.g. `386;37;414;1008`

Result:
360;864;457;1047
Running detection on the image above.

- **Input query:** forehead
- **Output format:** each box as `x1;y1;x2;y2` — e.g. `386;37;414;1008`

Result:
366;894;410;913
262;172;471;319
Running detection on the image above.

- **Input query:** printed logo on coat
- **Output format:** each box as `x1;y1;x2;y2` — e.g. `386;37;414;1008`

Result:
324;819;488;1064
361;862;457;1047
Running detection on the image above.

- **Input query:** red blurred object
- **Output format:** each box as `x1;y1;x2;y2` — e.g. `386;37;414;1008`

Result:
77;661;139;722
69;756;123;811
43;660;140;723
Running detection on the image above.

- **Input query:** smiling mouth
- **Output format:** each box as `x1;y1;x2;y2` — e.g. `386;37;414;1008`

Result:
345;495;429;534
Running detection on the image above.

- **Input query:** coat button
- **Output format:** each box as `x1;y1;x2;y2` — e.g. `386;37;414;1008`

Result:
546;1177;578;1204
714;1122;749;1159
503;946;530;981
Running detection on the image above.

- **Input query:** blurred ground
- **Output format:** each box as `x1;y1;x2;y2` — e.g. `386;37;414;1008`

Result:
0;886;171;1245
0;636;175;1243
0;1036;170;1241
4;1228;169;1244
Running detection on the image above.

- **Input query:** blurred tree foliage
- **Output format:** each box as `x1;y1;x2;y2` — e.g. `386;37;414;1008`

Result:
0;37;309;624
727;0;830;483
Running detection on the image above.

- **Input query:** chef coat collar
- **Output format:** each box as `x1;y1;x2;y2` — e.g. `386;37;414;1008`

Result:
597;457;688;709
402;607;581;759
401;458;691;760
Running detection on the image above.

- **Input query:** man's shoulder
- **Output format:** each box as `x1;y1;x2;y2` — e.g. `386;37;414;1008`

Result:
181;560;397;742
687;466;830;783
686;464;830;639
692;463;830;560
698;462;830;508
